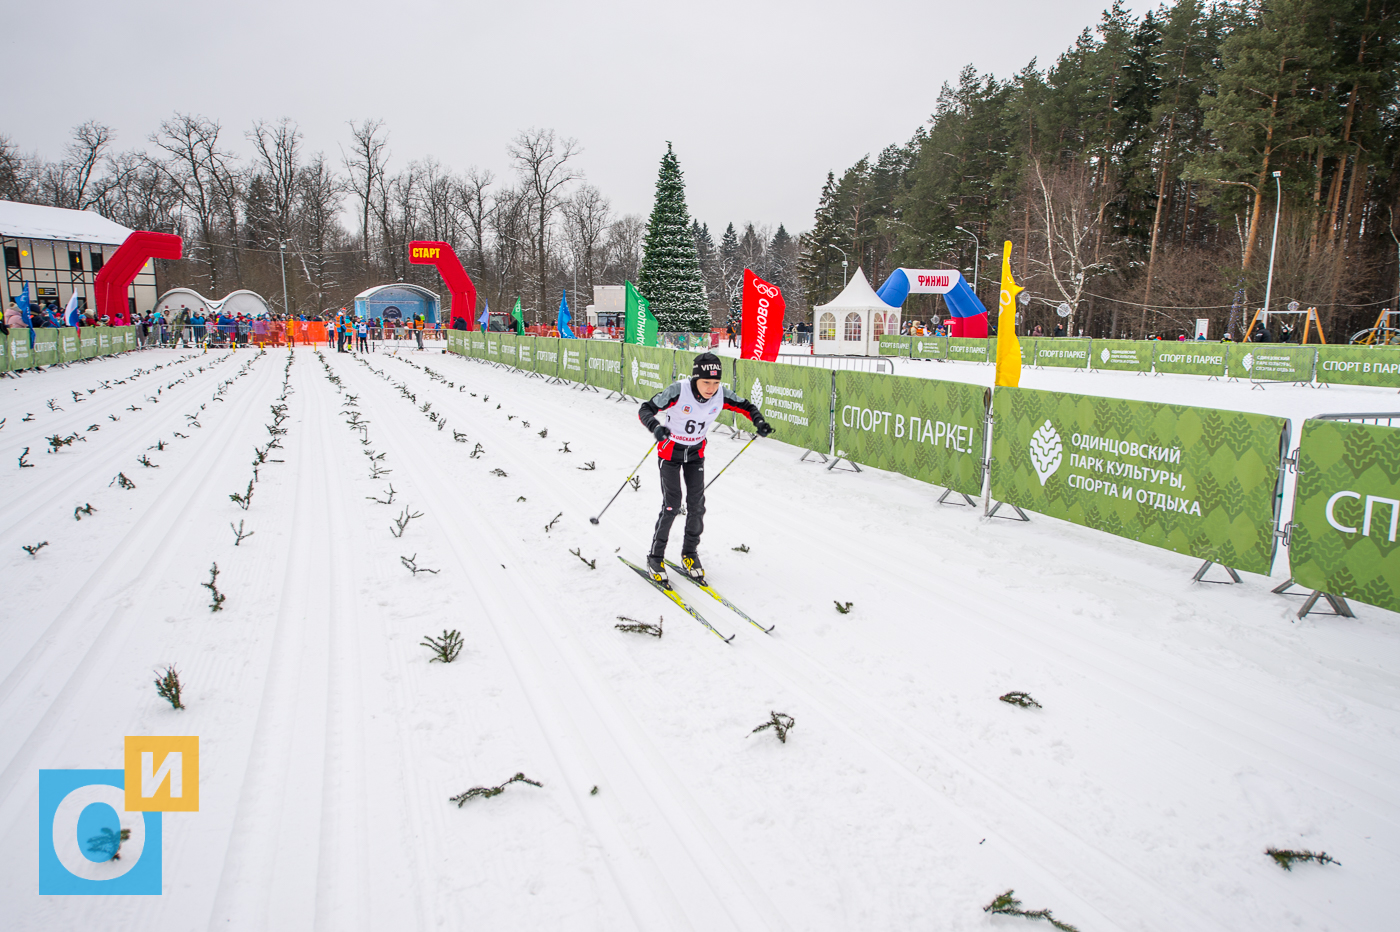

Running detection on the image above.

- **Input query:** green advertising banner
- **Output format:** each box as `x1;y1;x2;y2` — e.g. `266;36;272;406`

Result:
834;371;988;496
878;335;910;356
484;332;501;361
1289;419;1400;613
1228;344;1316;382
1153;343;1226;376
560;340;586;382
499;332;519;367
79;332;98;359
32;331;59;366
946;337;990;364
516;335;534;369
59;328;79;362
9;331;32;369
988;336;1033;366
533;336;560;376
624;343;675;399
97;331;112;355
911;336;947;360
585;339;623;390
1313;345;1400;388
0;333;10;371
1091;340;1152;372
1035;338;1091;369
122;326;136;351
445;330;461;354
733;358;833;454
469;332;486;358
990;386;1286;575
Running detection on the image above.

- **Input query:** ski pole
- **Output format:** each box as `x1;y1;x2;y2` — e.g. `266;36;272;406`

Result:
704;435;758;491
590;442;657;524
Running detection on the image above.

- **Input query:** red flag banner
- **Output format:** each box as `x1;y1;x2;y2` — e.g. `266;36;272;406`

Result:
740;268;784;361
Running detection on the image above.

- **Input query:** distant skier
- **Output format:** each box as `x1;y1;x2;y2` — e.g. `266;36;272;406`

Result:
638;352;772;583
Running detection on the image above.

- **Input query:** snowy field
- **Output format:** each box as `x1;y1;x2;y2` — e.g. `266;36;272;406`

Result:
1;344;1397;931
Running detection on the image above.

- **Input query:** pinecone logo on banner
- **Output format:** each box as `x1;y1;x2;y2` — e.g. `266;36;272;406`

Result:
631;358;640;383
1029;419;1063;486
1242;352;1254;372
751;378;764;409
1100;347;1111;364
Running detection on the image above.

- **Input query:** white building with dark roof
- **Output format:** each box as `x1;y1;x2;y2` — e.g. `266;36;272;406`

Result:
1;200;158;319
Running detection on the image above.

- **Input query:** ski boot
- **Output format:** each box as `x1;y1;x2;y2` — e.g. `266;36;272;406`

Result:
646;555;669;585
680;553;706;585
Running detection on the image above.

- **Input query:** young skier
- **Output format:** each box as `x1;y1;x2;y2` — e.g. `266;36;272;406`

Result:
638;352;772;583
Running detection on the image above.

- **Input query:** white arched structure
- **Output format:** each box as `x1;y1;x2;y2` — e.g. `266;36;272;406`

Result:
813;268;899;356
154;288;272;318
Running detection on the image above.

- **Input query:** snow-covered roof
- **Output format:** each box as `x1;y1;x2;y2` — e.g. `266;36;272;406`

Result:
0;199;134;246
353;282;440;302
814;267;898;312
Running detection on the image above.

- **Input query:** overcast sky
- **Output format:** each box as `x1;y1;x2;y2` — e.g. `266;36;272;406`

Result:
13;0;1144;235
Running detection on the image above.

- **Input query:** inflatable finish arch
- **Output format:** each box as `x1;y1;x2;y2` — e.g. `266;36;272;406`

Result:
95;231;183;326
408;241;478;330
874;268;989;337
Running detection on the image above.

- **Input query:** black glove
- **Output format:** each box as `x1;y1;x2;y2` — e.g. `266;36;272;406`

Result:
754;417;774;438
653;425;672;443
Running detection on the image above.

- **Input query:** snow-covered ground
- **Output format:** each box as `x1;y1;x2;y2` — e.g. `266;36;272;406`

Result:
1;345;1396;931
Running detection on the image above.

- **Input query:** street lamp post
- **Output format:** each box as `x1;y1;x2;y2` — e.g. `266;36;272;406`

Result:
1262;170;1282;332
278;241;291;318
954;225;980;295
827;244;849;288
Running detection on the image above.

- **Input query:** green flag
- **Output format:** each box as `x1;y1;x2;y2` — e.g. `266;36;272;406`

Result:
624;281;659;346
510;298;525;334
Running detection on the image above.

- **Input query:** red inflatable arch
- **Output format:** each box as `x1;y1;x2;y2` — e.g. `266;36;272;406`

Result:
95;231;183;326
408;241;478;330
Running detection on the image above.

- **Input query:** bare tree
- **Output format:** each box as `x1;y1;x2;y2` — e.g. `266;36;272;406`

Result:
562;184;611;308
93;150;179;231
248;118;302;246
344;119;388;269
456;167;494;278
415;157;458;244
1028;158;1115;336
605;214;646;286
487;185;531;310
0;134;39;202
296;154;344;313
151;114;236;294
39;121;115;209
376;165;420;279
509;128;581;316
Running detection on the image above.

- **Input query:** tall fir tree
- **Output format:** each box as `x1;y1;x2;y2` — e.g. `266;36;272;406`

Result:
768;224;796;297
638;143;710;332
692;219;722;311
798;172;843;307
719;222;742;322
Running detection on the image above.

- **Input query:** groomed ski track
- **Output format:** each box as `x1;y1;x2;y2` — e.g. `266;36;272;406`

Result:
1;345;1396;931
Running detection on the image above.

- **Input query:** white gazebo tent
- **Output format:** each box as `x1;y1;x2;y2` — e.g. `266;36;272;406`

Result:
812;268;900;356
